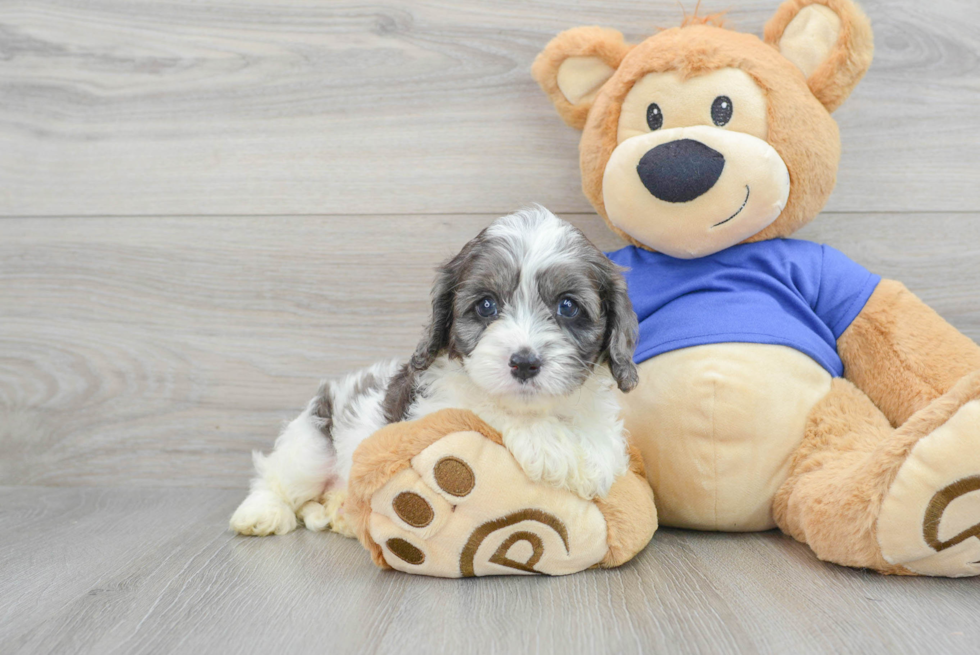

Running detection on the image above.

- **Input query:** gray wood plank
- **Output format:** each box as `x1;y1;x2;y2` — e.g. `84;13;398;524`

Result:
2;212;978;488
1;0;978;217
1;486;977;655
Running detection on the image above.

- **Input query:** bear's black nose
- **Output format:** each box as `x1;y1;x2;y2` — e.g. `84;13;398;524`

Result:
636;139;725;203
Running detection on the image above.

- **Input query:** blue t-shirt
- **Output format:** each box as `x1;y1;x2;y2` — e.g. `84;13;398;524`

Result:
606;239;881;377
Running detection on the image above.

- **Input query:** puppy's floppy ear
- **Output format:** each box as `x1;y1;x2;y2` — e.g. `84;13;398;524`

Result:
388;246;471;419
764;0;873;112
597;259;639;393
532;26;632;130
410;263;457;372
410;239;474;372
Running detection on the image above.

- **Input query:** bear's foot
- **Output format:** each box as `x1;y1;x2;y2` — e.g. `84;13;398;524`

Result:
362;429;612;577
878;399;980;577
344;409;656;577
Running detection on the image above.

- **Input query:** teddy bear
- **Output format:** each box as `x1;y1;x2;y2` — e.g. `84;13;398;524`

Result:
532;0;980;576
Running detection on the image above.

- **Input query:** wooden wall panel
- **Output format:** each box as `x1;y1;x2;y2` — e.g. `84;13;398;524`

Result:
1;0;978;216
2;212;977;487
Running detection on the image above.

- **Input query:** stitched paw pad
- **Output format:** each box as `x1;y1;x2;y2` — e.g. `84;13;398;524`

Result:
366;429;610;577
879;400;980;577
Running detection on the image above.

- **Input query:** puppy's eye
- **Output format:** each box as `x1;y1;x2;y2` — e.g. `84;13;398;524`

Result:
556;298;580;318
475;297;498;319
646;103;663;131
711;96;733;126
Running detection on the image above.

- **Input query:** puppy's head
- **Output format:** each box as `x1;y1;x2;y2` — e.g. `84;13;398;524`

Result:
412;206;638;400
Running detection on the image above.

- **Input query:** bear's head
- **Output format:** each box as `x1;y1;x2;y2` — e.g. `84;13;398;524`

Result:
533;0;873;259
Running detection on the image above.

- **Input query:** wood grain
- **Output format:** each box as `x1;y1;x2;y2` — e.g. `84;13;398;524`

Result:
1;486;978;655
2;1;979;650
1;212;978;489
1;0;979;217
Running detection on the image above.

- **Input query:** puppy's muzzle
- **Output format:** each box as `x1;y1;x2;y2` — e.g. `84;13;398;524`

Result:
509;349;542;382
636;139;725;203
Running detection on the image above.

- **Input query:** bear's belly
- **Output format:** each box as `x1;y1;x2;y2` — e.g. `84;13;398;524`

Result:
619;343;833;531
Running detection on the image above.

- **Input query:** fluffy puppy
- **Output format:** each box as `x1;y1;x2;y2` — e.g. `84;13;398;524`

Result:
230;206;639;536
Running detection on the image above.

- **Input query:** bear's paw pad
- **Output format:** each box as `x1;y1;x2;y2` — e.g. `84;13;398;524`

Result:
879;400;980;577
366;430;610;577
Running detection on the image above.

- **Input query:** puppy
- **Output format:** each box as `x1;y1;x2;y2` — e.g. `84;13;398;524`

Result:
230;206;639;536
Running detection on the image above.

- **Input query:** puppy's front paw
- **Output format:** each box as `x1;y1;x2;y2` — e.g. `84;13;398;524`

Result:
362;429;611;577
299;491;355;538
230;490;297;536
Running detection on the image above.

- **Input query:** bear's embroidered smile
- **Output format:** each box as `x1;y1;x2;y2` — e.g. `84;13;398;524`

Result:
712;185;751;229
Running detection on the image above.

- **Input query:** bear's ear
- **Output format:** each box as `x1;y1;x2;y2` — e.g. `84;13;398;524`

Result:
532;26;632;130
764;0;874;112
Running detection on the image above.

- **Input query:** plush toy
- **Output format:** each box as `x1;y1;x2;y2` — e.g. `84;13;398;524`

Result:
344;409;657;577
532;0;980;576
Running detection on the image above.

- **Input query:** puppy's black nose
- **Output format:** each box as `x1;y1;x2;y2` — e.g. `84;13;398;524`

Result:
637;139;725;203
509;350;541;382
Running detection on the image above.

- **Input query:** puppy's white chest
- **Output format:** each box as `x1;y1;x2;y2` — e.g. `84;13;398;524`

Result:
411;362;627;500
493;413;626;500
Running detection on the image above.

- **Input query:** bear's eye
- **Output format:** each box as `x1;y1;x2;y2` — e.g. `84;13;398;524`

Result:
711;96;733;126
646;103;663;131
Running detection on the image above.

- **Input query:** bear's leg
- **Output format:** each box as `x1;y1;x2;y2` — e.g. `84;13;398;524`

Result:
773;378;905;573
774;372;980;576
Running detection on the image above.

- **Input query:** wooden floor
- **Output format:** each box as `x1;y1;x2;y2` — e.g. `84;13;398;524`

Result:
2;486;979;655
1;1;978;653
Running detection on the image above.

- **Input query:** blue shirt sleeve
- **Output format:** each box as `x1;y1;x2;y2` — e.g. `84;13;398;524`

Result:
814;245;881;338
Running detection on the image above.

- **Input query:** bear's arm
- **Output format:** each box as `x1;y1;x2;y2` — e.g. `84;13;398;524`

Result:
837;279;980;427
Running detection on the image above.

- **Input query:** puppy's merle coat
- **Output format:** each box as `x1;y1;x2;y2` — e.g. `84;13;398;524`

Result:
230;206;639;536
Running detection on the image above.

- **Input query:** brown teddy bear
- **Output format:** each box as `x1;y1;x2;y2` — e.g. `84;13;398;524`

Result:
533;0;980;576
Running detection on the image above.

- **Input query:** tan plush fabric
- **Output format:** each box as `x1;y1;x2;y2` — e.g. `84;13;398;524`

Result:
345;409;656;577
603;66;791;258
346;409;501;568
877;398;980;576
764;0;874;112
594;444;658;567
370;430;609;577
556;56;617;106
772;378;908;573
601;124;790;259
775;371;980;575
531;26;633;129
621;343;832;531
838;279;980;427
776;4;842;79
616;68;769;143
